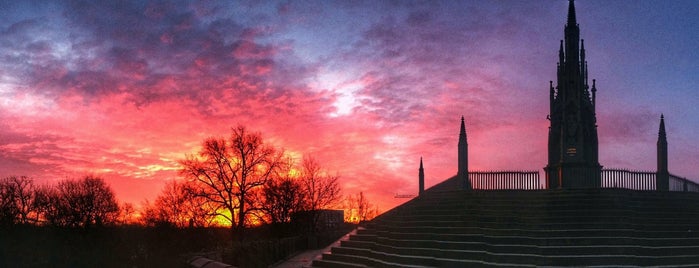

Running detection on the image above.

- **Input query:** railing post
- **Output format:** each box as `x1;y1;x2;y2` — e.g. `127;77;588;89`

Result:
495;173;502;189
601;170;605;188
657;170;670;191
478;173;482;190
507;172;510;189
488;172;491;190
486;172;490;190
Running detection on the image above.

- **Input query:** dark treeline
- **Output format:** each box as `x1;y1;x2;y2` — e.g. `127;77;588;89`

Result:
0;125;373;267
0;225;231;268
0;126;345;230
0;175;120;227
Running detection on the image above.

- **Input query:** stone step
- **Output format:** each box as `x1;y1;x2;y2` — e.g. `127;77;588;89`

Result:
409;190;699;198
330;244;699;267
316;190;699;267
405;193;699;205
350;232;699;247
365;226;699;238
311;258;368;268
342;238;699;257
380;214;699;225
371;221;699;232
327;246;537;267
402;204;699;213
390;206;699;215
370;220;699;231
328;247;436;267
389;208;699;219
398;201;699;212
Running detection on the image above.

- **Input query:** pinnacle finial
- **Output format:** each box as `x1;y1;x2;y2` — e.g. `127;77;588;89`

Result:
659;114;667;138
418;156;425;195
567;0;577;26
459;116;467;140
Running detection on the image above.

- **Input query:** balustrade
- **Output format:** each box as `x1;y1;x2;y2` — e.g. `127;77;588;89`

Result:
463;169;698;192
600;169;656;190
670;174;699;192
468;171;541;190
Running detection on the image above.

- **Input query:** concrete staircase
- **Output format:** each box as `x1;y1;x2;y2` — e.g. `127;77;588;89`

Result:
312;187;699;267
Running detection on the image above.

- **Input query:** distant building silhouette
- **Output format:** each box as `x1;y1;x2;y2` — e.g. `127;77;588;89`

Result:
291;209;344;230
545;0;602;189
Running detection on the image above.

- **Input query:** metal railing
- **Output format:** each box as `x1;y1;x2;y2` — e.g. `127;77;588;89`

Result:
463;169;698;192
670;174;699;192
601;169;656;190
469;171;542;190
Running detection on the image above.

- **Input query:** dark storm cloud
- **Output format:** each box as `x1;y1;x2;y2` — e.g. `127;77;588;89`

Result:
0;0;314;114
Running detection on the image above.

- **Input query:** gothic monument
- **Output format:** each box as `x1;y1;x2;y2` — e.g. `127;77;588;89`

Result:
437;0;682;192
544;0;602;189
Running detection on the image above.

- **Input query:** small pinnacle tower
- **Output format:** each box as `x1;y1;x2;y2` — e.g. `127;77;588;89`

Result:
545;0;602;188
419;157;425;195
657;114;669;191
458;116;471;189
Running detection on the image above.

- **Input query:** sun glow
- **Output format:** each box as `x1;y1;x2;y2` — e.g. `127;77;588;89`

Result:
211;210;233;227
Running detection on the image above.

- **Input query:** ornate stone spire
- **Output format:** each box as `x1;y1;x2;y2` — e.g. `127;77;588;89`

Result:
546;0;601;189
564;0;580;69
567;0;577;26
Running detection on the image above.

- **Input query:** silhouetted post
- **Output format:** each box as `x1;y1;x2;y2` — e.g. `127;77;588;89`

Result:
657;115;669;191
418;157;425;196
458;116;472;190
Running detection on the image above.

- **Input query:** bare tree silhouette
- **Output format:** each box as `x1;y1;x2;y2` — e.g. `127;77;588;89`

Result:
181;126;284;236
0;176;37;225
300;156;341;231
344;191;378;223
119;202;136;225
42;176;120;227
262;159;305;224
142;180;213;227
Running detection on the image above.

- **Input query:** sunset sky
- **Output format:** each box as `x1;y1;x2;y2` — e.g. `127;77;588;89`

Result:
1;0;698;212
